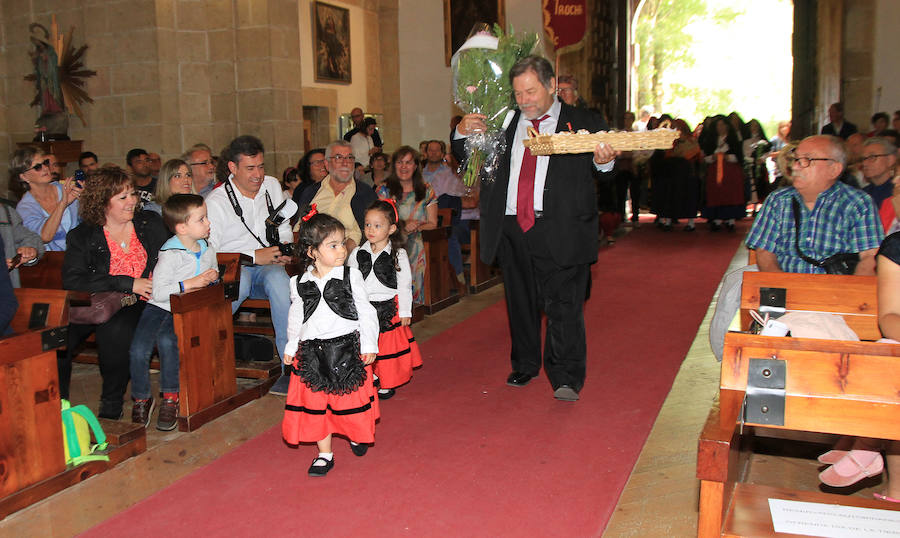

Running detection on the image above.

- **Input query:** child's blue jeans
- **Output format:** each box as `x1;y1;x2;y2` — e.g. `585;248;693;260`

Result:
129;303;180;399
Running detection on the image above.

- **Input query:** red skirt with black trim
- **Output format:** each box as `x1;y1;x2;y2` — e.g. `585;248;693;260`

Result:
283;361;379;444
374;296;423;389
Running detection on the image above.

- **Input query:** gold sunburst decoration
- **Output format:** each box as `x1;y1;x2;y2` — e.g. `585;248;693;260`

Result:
24;15;96;126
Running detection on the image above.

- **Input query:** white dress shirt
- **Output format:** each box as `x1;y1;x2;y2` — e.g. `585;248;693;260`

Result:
453;100;614;216
284;265;379;358
205;175;292;262
347;242;413;318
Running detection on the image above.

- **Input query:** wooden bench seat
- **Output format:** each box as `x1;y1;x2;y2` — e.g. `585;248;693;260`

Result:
169;282;273;431
0;301;145;520
464;219;501;293
422;227;459;314
697;272;900;537
738;271;879;339
17;251;64;289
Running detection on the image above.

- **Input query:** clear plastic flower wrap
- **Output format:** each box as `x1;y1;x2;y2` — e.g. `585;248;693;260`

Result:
452;25;539;185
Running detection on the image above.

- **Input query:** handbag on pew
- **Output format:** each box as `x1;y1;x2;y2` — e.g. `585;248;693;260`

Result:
68;291;138;325
61;399;109;466
791;199;860;275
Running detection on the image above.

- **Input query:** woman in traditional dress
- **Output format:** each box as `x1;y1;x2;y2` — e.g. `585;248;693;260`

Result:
651;118;702;231
700;116;745;232
742;119;773;209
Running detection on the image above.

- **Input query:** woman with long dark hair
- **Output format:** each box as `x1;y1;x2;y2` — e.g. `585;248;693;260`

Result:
742;119;773;208
377;146;437;303
650;118;702;231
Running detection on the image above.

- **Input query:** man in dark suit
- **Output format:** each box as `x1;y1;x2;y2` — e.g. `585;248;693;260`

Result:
452;56;616;402
821;102;858;140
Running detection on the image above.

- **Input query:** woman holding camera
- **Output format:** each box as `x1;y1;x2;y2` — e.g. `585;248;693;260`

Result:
62;166;168;419
11;146;82;251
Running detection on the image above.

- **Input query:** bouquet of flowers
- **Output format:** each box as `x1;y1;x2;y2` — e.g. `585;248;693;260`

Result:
452;25;539;186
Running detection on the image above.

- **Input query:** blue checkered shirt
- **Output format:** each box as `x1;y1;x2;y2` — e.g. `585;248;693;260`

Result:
746;182;883;273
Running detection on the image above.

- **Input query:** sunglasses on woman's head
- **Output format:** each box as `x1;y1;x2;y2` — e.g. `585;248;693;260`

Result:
28;159;51;172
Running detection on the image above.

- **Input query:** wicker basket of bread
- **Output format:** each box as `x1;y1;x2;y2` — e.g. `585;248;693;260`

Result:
523;128;680;156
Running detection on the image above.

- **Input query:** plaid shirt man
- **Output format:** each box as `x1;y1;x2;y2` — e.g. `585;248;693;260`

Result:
746;182;883;273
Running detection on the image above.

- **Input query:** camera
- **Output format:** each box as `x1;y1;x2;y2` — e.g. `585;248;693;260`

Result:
277;243;295;257
73;169;86;188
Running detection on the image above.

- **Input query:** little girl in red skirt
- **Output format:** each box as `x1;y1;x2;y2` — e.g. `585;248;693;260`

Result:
282;207;380;477
349;199;423;400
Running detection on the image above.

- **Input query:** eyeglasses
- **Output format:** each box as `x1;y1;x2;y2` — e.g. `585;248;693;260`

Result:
189;160;213;167
330;155;354;163
793;156;836;168
557;88;575;94
861;153;894;163
310;159;326;167
27;159;51;172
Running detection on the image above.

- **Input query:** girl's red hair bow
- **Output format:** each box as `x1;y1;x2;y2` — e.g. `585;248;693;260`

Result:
301;203;318;222
380;197;399;222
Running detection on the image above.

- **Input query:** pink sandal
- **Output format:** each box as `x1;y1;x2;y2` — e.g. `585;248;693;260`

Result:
819;450;884;487
874;493;900;503
818;450;848;464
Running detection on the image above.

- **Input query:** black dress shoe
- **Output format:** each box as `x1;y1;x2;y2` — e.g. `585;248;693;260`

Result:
506;371;535;387
308;456;334;477
553;385;580;401
377;388;395;400
350;442;369;457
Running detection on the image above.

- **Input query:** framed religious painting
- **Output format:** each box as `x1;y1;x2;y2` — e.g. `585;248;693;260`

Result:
443;0;506;66
313;1;351;83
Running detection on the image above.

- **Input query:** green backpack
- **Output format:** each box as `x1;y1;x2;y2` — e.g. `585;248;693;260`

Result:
61;400;110;466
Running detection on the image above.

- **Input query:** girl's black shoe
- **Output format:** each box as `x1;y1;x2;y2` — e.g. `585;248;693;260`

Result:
308;456;334;477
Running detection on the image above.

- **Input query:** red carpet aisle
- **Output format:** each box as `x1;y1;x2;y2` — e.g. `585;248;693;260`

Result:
84;218;748;537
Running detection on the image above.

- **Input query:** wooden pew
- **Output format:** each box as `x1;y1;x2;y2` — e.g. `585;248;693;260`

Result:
0;297;145;520
215;253;285;380
697;273;900;537
421;226;460;314
738;271;879;339
169;282;272;431
465;219;501;293
17;251;64;289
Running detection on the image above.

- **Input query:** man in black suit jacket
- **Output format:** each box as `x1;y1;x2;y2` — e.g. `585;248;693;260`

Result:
821;102;858;140
452;56;616;401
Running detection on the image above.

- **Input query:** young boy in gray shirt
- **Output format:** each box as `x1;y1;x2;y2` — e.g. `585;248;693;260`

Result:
129;194;219;430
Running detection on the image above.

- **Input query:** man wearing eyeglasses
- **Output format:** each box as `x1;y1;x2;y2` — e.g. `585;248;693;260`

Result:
296;140;376;252
747;135;883;275
860;137;898;209
182;143;218;197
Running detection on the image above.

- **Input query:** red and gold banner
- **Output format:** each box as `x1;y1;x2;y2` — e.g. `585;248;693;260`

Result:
542;0;587;51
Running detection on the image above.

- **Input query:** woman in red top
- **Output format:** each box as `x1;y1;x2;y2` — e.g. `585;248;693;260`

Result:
62;166;168;419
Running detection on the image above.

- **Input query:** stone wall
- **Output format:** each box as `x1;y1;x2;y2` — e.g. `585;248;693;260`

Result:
0;0;303;197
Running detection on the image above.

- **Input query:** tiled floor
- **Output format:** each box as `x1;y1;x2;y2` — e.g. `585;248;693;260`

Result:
0;285;506;537
3;239;889;537
602;245;886;537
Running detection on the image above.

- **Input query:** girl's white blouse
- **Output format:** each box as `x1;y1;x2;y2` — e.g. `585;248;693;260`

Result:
348;242;413;318
284;265;379;358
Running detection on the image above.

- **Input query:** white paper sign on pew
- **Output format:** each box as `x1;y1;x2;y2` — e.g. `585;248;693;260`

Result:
769;498;900;537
